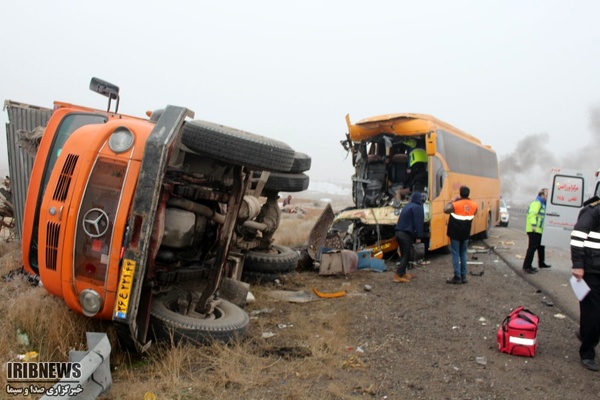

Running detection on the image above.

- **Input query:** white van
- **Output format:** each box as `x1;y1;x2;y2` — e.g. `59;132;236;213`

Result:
542;168;587;249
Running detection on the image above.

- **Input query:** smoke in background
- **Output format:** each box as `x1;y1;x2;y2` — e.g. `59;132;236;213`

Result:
499;105;600;205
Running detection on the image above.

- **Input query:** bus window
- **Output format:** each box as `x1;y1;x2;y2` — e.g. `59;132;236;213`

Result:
432;155;445;199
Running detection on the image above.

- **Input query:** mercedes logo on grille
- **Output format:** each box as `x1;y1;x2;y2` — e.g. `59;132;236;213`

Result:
82;208;110;238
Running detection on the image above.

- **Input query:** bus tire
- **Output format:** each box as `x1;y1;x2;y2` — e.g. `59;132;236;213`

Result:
479;213;493;239
150;289;249;344
181;120;295;172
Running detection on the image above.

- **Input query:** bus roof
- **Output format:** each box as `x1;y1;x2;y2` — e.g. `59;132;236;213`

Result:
347;113;483;145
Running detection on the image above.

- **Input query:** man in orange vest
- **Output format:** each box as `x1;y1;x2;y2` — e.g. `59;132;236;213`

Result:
444;186;478;284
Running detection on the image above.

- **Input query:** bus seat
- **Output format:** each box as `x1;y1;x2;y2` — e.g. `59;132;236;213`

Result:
367;154;384;164
390;153;408;184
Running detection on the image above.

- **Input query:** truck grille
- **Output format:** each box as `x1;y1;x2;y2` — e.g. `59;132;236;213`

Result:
45;221;60;271
52;154;79;201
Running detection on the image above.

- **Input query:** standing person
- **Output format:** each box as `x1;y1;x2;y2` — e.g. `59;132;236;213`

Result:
570;195;600;371
393;191;425;283
398;148;428;198
522;188;551;274
282;195;292;207
444;186;478;284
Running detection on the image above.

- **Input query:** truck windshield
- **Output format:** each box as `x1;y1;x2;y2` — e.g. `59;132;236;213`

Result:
29;113;107;273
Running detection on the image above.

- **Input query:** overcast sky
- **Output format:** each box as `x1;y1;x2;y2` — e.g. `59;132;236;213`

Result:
2;1;600;204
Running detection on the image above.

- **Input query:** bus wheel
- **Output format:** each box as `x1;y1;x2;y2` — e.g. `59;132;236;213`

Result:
479;213;492;239
150;289;249;344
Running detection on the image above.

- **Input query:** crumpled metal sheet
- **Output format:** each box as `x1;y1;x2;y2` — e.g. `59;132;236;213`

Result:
307;203;335;260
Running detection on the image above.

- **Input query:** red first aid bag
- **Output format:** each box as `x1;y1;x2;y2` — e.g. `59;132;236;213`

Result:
497;306;539;357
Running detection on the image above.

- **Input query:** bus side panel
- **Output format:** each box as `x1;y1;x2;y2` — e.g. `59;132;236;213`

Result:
428;199;450;250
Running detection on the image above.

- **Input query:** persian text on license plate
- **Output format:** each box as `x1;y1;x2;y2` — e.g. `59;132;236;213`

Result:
114;259;136;320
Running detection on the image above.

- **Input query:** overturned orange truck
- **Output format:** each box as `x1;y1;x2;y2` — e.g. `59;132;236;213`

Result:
6;78;310;352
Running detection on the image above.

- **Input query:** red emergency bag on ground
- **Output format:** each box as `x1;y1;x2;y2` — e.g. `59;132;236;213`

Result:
497;306;539;357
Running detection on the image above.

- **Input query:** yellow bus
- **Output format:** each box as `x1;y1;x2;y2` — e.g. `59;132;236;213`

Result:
329;113;500;254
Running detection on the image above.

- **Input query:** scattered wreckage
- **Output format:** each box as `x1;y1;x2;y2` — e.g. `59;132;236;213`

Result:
4;78;311;352
0;176;15;241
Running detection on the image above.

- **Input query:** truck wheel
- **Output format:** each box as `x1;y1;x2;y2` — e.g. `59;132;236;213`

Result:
243;244;299;273
181;120;295;172
150;289;249;344
289;152;312;173
241;269;294;284
260;172;310;193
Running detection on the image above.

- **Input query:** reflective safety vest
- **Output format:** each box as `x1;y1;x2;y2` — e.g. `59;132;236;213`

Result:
525;198;546;234
447;198;478;241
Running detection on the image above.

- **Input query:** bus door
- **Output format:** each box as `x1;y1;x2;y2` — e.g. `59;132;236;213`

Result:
542;168;586;249
427;154;450;250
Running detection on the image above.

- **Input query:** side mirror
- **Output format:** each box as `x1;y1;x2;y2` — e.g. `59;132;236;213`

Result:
90;77;120;113
425;131;437;156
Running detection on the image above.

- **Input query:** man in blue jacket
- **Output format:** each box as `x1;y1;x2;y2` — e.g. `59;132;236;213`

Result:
393;191;425;283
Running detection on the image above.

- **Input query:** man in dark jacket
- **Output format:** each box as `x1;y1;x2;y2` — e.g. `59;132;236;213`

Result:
393;191;425;283
570;196;600;371
444;186;478;284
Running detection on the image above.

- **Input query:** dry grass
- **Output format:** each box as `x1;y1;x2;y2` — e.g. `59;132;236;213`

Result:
0;201;367;399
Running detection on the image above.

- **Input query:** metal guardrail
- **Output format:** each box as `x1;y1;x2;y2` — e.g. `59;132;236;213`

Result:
41;332;112;400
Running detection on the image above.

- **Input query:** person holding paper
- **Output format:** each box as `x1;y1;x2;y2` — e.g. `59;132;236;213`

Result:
570;195;600;372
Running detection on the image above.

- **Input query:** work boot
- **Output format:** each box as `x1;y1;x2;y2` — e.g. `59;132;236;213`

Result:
393;273;410;283
446;276;462;284
403;273;415;279
581;359;599;371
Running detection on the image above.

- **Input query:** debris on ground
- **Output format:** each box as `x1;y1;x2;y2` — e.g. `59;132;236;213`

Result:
264;290;318;303
312;287;347;299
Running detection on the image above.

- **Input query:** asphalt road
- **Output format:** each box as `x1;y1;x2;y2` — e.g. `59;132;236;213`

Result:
484;208;579;322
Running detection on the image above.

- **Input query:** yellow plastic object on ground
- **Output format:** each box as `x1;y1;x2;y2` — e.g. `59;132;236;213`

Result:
312;287;347;299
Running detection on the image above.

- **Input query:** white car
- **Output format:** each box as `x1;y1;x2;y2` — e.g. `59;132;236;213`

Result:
499;198;509;227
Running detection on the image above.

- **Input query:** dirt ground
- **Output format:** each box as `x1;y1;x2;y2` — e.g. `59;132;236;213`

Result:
248;226;600;399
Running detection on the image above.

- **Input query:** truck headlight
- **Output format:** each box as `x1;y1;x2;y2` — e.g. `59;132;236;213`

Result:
80;289;103;317
108;127;134;153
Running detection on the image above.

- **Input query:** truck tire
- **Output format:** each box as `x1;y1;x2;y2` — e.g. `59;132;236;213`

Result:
243;244;299;273
181;120;295;172
241;269;294;284
289;152;312;173
150;289;249;344
260;172;310;193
